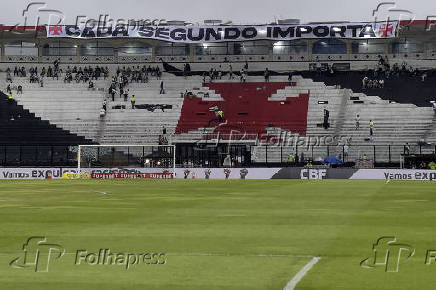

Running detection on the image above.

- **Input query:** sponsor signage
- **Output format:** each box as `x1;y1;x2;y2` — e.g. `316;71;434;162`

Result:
90;172;174;179
350;169;436;181
0;168;76;179
1;168;435;180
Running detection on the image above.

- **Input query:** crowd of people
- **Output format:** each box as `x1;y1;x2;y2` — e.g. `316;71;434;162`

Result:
362;77;384;89
360;56;431;90
64;66;109;84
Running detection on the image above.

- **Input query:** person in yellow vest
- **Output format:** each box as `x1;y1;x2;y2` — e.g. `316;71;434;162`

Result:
288;153;295;166
8;92;13;103
130;95;136;109
217;109;224;122
369;120;374;136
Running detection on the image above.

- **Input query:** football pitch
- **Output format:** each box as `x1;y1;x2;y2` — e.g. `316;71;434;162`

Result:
0;179;435;290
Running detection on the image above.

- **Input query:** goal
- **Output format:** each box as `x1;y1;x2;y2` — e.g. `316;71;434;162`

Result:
77;145;176;178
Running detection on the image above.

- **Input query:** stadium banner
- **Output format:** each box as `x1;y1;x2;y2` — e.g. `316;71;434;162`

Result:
46;22;398;42
1;168;435;180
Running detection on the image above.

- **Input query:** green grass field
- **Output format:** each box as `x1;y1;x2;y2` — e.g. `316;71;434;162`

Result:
1;179;436;290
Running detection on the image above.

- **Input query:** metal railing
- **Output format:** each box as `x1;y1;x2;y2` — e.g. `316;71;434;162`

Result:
1;144;435;168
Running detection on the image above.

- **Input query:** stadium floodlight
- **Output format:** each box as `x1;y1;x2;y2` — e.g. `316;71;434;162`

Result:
77;144;176;179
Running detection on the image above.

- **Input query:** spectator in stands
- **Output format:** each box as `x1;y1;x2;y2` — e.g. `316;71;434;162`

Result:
432;102;436;114
329;65;335;75
6;72;12;83
209;68;215;82
242;70;247;83
218;65;223;80
17;85;23;94
288;72;293;85
421;72;427;82
99;108;106;118
160;81;165;94
54;58;60;71
418;138;428;146
355;114;360;130
102;100;107;111
162;126;167;135
264;68;270;82
88;80;94;90
6;84;11;94
109;86;115;102
362;77;368;89
378;55;386;67
183;63;190;79
323;109;330;129
343;144;349;161
124;89;129;102
130;95;136;109
315;57;322;75
119;87;124;100
404;143;410;155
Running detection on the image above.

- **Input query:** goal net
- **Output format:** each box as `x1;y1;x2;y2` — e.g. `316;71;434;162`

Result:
77;145;176;179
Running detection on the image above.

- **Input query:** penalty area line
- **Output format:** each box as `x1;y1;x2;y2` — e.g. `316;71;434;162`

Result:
283;256;321;290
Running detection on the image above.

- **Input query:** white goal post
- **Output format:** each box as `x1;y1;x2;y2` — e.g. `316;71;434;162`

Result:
77;144;176;177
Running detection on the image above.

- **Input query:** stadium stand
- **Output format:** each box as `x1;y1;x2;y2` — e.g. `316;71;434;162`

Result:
0;90;93;166
1;21;436;168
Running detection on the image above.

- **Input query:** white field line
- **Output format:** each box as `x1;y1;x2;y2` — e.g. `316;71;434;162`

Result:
284;256;321;290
